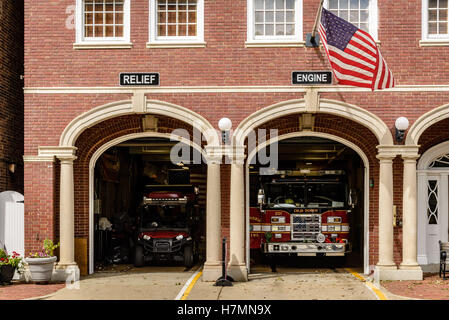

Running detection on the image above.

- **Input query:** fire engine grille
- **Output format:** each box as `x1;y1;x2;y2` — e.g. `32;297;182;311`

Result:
291;214;321;242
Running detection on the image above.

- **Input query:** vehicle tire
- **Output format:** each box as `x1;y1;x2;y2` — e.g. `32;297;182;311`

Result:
184;245;194;268
134;245;144;267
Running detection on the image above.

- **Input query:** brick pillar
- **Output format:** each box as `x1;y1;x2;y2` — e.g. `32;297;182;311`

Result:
24;160;56;255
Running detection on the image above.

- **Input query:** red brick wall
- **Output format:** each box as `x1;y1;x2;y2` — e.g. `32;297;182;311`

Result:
23;0;449;270
24;161;56;254
23;0;449;87
0;0;24;193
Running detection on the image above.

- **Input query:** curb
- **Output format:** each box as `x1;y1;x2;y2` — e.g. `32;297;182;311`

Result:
22;291;59;300
377;283;423;301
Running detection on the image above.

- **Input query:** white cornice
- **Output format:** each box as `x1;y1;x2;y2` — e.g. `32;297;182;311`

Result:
23;84;449;94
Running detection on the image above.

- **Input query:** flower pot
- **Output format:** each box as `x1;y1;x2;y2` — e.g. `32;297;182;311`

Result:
24;256;57;284
0;265;16;285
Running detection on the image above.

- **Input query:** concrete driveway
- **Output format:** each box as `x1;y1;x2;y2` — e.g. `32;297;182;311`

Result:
46;265;195;300
44;264;398;300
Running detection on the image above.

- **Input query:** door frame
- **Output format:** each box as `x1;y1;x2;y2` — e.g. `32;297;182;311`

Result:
245;131;371;275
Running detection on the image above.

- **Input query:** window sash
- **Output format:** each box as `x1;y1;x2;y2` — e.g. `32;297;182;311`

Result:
156;0;198;38
80;0;129;42
324;0;377;41
423;0;449;39
249;0;302;41
328;0;370;33
149;0;204;43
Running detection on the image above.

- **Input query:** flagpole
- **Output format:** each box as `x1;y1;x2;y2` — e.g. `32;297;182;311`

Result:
312;0;324;39
306;0;324;47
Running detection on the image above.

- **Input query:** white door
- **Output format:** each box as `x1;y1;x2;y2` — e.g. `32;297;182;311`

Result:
0;191;24;257
426;177;442;264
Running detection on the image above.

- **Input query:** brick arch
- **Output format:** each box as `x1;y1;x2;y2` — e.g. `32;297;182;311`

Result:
234;98;394;147
407;102;449;146
417;117;449;157
247;112;385;269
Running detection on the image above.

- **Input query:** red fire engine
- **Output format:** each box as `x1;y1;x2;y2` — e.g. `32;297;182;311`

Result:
250;169;355;259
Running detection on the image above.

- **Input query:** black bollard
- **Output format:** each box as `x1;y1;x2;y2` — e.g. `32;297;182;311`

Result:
214;237;234;286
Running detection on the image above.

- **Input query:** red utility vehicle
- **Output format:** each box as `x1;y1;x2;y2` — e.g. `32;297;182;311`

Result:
134;185;200;268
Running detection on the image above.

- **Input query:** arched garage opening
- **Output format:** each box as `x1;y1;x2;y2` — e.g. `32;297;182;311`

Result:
246;133;368;272
91;135;207;272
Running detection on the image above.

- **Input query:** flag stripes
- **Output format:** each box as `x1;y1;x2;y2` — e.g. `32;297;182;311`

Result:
319;8;394;90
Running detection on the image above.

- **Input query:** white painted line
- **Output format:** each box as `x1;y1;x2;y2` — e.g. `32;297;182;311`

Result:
174;265;203;301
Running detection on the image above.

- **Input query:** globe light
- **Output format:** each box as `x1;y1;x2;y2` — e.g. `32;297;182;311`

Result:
218;118;233;131
395;117;409;142
395;117;409;131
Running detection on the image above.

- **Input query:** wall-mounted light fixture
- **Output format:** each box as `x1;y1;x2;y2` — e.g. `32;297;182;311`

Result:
395;117;409;143
8;163;16;173
218;118;232;145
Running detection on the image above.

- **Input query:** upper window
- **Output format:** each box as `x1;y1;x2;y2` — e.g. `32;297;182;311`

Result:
324;0;378;41
247;0;303;46
422;0;449;42
148;0;205;47
75;0;131;48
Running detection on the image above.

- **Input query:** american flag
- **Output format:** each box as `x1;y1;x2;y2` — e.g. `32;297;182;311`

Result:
318;8;394;90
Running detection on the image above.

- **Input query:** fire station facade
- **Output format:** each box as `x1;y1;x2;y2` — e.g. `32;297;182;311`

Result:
23;0;449;282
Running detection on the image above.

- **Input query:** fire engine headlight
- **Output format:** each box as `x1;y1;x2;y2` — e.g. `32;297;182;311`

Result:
176;235;184;241
316;233;326;243
143;235;151;241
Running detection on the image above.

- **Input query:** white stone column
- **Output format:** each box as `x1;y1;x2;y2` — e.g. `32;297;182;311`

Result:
374;153;397;282
400;155;422;272
54;154;80;282
202;156;223;281
228;154;248;281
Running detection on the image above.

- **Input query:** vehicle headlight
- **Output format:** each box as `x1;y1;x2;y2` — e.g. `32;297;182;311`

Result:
176;235;184;241
186;237;192;241
143;235;151;241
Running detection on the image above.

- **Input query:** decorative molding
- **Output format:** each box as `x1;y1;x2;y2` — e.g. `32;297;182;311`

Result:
304;88;320;113
23;155;55;163
73;42;133;50
418;140;449;170
244;41;305;48
377;145;420;159
38;146;78;159
419;40;449;47
146;42;206;48
406;102;449;145
24;84;449;95
58;99;220;148
233;98;394;147
132;91;147;113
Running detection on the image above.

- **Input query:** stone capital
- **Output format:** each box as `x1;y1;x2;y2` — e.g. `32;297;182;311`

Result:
39;146;78;160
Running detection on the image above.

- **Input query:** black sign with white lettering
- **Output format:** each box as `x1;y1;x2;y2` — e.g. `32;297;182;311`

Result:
120;73;160;86
292;71;332;85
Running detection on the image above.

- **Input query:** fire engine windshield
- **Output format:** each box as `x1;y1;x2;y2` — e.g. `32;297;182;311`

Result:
264;183;306;207
306;182;346;208
263;181;346;208
140;205;188;229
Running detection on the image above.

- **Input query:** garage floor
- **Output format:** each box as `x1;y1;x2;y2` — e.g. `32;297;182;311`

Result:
42;264;405;300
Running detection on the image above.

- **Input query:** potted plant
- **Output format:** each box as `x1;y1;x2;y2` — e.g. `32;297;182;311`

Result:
0;249;23;285
25;239;60;284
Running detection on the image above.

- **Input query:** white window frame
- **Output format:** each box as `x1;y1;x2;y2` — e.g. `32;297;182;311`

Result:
74;0;132;49
324;0;378;42
246;0;304;47
421;0;449;46
147;0;205;48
